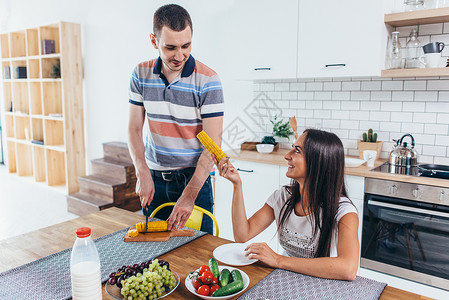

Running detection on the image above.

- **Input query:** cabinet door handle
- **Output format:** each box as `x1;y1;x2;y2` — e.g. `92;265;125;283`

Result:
325;63;346;68
254;67;271;71
237;168;254;173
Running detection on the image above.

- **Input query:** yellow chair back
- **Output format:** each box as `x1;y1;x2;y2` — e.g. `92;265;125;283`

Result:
149;202;219;236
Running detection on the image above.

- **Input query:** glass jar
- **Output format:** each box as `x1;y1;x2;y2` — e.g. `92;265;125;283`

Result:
387;31;403;69
404;0;425;11
405;28;422;69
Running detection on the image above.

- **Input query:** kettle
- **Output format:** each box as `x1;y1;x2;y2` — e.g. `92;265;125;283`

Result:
389;133;419;168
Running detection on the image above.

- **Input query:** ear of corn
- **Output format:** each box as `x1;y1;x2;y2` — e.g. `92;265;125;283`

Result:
127;229;139;237
136;220;168;232
196;130;227;162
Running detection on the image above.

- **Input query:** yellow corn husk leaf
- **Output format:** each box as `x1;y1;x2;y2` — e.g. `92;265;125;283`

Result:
127;229;139;237
196;130;227;162
135;221;168;232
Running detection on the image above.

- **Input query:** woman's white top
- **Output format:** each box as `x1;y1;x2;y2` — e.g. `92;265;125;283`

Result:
266;187;358;258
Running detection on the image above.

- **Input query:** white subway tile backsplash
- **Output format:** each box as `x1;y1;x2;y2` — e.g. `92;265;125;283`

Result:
427;80;449;91
419;23;444;35
371;91;392;101
350;111;370;121
382;81;403;91
370;111;391;121
444;22;449;34
350;91;370;101
381;102;403;111
439;91;449;102
341;101;360;111
413;112;437;123
361;81;381;91
392;91;414;101
392;112;413;122
342;81;361;91
415;91;438;101
380;122;401;132
323;81;341;91
426;102;449;113
322;100;340;110
332;110;350;120
290;82;306;91
314;92;332;100
402;122;424;133
252;75;449;162
402;102;425;112
360;101;381;111
306;82;323;91
424;124;449;135
332;91;351;101
422;145;447;156
403;80;426;90
275;83;289;91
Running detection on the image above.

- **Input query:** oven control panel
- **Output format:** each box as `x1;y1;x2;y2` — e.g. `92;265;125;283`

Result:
365;178;449;206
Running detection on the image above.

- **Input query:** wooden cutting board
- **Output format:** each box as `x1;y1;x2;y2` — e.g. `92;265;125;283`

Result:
123;226;195;242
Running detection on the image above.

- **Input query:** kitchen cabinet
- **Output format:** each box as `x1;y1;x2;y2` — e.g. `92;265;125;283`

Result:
297;0;386;78
382;7;449;78
214;159;281;252
228;0;299;80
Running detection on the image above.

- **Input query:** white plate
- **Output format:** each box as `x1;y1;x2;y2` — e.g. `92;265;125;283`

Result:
345;157;366;168
185;266;249;300
213;243;258;266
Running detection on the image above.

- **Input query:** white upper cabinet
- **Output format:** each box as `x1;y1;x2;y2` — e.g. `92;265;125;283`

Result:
229;0;299;80
297;0;387;78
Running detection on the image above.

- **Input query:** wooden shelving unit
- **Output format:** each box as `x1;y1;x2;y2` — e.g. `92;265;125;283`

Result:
382;8;449;78
0;22;85;193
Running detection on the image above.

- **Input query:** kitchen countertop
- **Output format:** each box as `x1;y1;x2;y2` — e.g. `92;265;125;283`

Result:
229;149;449;188
0;207;432;300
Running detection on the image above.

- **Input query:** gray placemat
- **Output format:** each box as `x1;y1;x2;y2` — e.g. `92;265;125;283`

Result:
0;224;206;300
238;269;387;300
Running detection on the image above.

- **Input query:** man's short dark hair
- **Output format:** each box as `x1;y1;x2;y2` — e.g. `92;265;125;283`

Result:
153;4;193;38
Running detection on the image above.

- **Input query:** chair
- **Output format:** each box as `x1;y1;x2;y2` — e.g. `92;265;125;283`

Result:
149;202;219;236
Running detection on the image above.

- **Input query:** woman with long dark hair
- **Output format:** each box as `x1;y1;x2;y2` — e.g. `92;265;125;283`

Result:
214;129;359;280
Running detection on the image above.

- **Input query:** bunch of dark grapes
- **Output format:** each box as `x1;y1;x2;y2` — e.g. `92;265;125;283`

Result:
108;259;170;289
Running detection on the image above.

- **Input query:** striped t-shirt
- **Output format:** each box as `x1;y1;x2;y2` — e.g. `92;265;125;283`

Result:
129;55;224;170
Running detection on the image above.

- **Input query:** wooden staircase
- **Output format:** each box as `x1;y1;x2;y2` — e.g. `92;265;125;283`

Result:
66;142;142;216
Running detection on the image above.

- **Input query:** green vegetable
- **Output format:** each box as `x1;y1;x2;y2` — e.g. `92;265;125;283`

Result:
219;268;231;287
231;269;243;282
209;257;219;278
212;280;244;297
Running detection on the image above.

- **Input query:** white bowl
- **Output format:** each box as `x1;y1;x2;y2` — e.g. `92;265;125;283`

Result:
256;144;274;154
345;157;366;168
185;266;250;299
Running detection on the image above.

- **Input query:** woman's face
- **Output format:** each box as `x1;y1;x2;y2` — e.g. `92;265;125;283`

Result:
284;133;307;183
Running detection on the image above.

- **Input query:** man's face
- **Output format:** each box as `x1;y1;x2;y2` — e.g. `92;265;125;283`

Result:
151;26;192;74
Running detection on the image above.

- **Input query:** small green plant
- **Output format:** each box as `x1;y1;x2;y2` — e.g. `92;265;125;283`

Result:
50;60;60;78
270;114;294;139
362;128;378;143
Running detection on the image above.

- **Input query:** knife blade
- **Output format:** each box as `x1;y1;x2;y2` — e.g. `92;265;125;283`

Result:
145;205;149;232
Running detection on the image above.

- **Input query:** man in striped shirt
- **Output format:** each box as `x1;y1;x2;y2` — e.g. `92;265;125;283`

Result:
128;4;224;235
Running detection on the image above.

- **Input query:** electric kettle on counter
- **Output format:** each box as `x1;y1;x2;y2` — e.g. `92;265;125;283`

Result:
388;133;419;175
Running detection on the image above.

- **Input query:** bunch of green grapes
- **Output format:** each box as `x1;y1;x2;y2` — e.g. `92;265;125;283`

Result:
120;259;177;300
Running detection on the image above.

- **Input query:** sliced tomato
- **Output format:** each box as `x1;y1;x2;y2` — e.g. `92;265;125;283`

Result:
197;284;210;296
199;265;210;275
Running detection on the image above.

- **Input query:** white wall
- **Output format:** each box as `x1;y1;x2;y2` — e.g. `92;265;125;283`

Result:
0;0;252;170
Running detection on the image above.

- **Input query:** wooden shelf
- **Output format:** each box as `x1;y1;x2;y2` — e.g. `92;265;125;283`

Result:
0;22;85;193
385;7;449;27
381;67;449;78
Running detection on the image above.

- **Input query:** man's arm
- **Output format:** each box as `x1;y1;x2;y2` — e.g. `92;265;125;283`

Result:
128;104;155;207
167;116;223;231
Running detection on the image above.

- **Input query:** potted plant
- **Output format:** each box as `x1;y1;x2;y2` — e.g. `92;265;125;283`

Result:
357;128;383;161
260;115;294;149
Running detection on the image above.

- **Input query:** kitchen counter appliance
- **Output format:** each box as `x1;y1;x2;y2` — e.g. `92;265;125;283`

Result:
361;177;449;290
388;133;419;175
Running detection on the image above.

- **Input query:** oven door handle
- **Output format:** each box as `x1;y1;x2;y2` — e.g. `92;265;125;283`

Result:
368;200;449;219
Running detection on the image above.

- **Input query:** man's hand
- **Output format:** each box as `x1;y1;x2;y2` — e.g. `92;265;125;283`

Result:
167;192;195;231
136;169;155;208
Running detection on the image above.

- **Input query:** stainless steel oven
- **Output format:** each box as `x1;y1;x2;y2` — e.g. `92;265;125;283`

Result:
361;177;449;290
